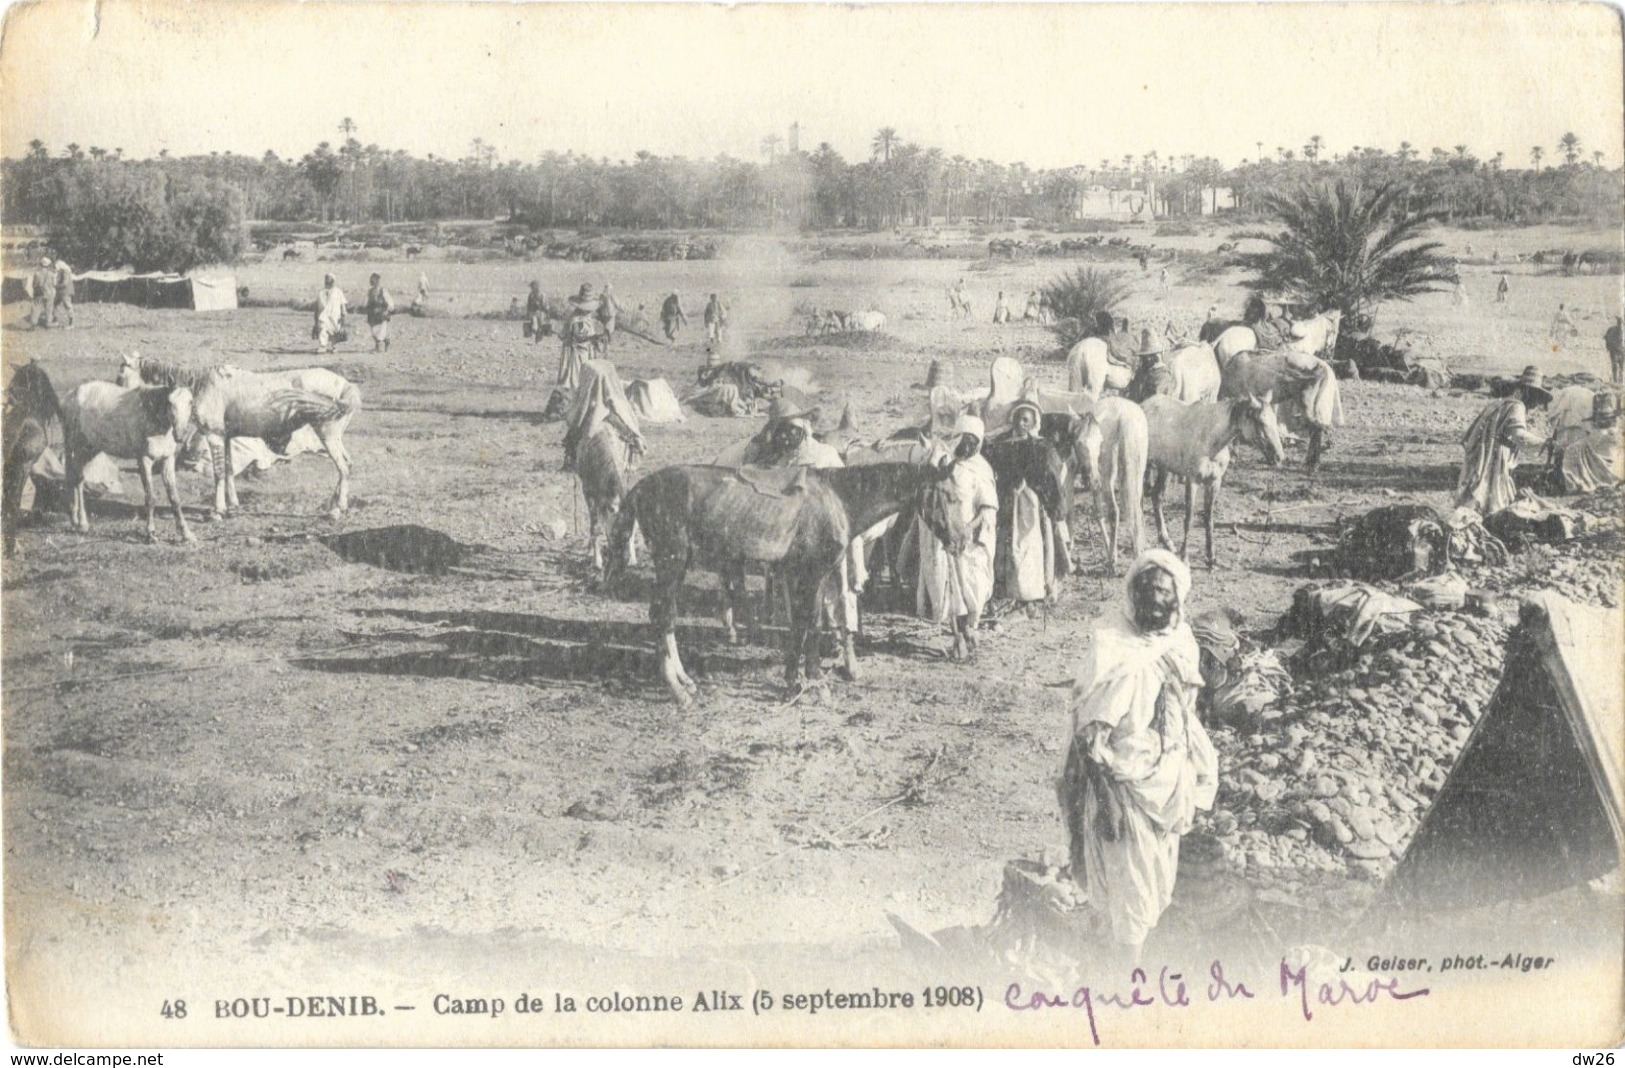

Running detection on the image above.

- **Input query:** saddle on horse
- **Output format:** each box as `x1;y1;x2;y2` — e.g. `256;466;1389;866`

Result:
1104;331;1139;368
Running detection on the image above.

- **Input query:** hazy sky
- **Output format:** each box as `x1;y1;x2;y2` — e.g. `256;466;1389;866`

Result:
2;0;1621;170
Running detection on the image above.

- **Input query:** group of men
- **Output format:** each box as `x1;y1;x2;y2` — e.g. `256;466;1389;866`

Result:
23;256;74;328
312;272;398;354
1456;363;1622;510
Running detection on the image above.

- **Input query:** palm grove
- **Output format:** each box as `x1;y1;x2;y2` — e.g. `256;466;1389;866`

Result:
4;123;1618;291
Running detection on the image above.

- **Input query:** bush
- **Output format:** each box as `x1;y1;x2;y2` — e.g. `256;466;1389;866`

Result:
49;164;245;272
1039;267;1131;350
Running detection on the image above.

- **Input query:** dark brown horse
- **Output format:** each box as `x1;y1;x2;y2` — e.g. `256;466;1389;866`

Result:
4;361;63;557
606;461;954;704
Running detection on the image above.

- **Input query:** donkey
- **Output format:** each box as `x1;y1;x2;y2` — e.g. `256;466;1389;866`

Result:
1141;395;1285;568
119;354;360;520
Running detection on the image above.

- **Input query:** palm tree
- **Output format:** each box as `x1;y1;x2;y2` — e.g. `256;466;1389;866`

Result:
1304;135;1324;163
871;127;899;164
1232;179;1458;328
339;116;357;138
1530;146;1544;170
1558;132;1582;167
1593;150;1605;168
760;133;783;163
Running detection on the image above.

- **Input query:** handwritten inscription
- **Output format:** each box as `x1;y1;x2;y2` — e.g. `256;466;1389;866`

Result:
1005;958;1429;1045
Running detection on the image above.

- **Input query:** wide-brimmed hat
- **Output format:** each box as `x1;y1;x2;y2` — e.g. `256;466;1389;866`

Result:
915;358;955;391
1138;328;1170;357
766;395;820;425
569;283;597;309
1593;390;1620;424
1515;365;1553;405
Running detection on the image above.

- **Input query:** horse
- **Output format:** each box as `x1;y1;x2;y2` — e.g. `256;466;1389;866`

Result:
1141;395;1284;568
1065;337;1134;400
118;355;361;520
4;361;63;556
1213;310;1343;368
605;461;952;705
61;374;197;544
574;427;640;573
849;310;886;332
1073;397;1148;575
1219;350;1345;469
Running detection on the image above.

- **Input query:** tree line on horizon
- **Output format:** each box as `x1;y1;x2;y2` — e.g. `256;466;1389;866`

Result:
4;123;1619;271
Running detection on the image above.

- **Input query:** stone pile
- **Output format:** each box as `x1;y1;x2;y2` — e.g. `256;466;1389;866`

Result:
1200;604;1514;883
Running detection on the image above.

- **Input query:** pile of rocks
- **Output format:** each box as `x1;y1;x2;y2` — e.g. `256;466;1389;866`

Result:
1200;604;1514;883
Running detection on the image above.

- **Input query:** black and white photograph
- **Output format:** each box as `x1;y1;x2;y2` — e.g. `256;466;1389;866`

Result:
1;0;1622;1050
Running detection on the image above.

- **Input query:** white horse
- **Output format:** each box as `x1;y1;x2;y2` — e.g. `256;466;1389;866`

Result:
1141;394;1284;568
119;355;360;520
1065;337;1134;400
62;377;196;543
849;310;887;332
1074;397;1147;575
1213;309;1343;368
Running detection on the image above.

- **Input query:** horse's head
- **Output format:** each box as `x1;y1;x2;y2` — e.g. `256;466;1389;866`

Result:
116;352;144;388
168;387;196;444
1232;394;1284;466
7;360;60;421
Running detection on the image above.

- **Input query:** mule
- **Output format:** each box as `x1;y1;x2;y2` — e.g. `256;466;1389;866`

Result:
605;461;952;705
62;376;196;544
1074;397;1148;574
4;361;63;556
1141;395;1285;568
119;355;360;520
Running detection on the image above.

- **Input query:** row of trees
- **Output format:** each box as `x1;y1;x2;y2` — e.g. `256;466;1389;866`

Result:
8;125;1619;233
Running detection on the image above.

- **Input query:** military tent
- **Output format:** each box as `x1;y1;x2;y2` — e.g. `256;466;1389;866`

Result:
1378;591;1623;912
4;270;237;310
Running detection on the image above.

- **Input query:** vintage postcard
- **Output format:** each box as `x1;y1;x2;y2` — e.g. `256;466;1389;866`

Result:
1;0;1621;1050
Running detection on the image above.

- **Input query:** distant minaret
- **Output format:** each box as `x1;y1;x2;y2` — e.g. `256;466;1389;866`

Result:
788;122;800;155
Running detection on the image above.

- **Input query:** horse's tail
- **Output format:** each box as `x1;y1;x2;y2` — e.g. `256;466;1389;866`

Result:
335;380;362;419
604;478;640;585
1116;406;1147;555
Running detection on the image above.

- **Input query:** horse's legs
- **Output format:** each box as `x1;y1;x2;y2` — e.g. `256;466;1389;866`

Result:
65;441;88;533
652;555;697;704
317;423;352;517
722;562;746;645
206;433;230;519
1203;477;1220;568
138;456;158;542
1181;478;1195;559
1096;483;1119;575
222;437;240;511
159;454;195;543
1150;469;1173;551
1305;426;1324;471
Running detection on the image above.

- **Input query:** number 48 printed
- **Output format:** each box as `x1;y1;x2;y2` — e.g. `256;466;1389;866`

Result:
161;999;188;1019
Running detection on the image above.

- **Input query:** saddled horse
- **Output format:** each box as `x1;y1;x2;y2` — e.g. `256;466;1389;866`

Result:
61;372;197;544
1142;395;1284;568
119;354;360;519
1213;309;1343;368
1073;397;1148;574
1066;337;1136;400
606;460;953;705
4;361;63;556
1219;350;1345;469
